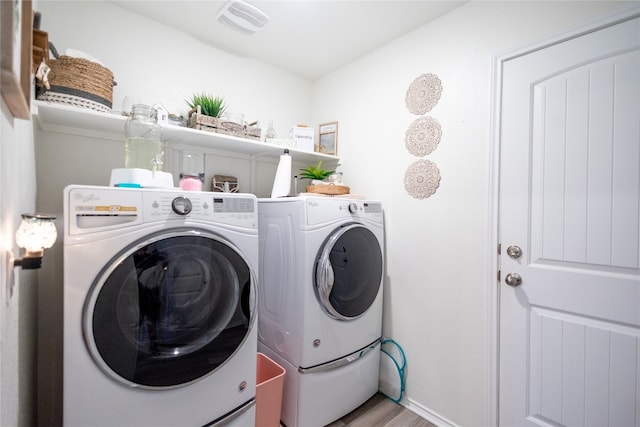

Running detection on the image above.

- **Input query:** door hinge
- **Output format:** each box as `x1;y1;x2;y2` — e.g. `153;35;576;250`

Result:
497;270;501;282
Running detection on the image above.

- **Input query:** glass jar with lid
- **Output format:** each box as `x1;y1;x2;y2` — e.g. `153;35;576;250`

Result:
124;104;165;171
168;113;186;127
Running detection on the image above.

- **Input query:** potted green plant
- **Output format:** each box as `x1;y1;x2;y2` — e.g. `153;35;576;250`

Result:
186;93;227;132
299;161;350;195
187;93;227;118
299;161;334;182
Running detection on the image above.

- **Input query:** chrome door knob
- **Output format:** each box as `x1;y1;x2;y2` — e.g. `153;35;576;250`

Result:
506;245;522;259
505;273;522;287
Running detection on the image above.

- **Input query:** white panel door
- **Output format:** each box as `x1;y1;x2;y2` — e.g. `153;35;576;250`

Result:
498;11;640;427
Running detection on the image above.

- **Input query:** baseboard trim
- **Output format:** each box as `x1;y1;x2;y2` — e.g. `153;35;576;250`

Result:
400;397;459;427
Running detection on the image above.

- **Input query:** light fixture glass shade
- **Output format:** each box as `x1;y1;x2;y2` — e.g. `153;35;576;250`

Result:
15;214;57;253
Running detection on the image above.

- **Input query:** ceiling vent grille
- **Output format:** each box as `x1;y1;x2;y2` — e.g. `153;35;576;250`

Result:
216;0;270;35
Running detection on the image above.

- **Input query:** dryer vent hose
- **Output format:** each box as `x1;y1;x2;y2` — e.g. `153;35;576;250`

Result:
379;338;406;403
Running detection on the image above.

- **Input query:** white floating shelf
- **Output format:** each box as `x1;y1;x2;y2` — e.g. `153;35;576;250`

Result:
32;101;338;164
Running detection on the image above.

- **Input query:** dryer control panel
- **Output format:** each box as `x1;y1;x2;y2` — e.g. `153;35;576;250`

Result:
305;197;383;226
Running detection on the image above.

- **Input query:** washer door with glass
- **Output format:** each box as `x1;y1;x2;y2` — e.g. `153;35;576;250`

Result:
315;224;383;320
84;229;254;389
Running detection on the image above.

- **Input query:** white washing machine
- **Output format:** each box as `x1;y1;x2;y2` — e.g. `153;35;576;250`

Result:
257;196;384;427
63;185;258;426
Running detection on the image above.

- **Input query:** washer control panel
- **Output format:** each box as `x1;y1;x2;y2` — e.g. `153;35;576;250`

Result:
143;191;257;228
66;186;257;235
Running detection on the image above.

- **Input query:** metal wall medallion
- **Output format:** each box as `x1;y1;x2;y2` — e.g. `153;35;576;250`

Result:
404;159;441;199
405;73;442;115
405;116;442;157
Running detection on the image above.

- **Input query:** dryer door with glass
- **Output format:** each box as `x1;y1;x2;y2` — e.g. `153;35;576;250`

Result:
315;223;383;320
84;228;254;389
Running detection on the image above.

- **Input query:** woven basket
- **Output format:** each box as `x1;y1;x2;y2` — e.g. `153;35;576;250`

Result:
188;110;261;141
37;56;114;112
212;175;239;193
306;185;350;195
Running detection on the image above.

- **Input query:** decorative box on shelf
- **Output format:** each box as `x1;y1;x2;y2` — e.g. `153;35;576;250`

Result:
212;175;239;193
292;126;315;152
188;108;261;141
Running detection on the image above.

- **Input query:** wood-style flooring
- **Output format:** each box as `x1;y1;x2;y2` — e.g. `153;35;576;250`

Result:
325;393;436;427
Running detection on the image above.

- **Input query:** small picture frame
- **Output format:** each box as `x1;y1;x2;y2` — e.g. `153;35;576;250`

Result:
1;0;32;120
318;121;338;156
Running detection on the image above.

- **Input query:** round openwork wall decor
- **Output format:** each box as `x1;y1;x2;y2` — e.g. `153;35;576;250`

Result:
405;73;442;115
404;159;441;199
405;116;442;157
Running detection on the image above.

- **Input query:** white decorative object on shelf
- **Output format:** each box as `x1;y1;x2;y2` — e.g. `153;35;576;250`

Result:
404;159;441;199
405;116;442;157
265;138;295;149
291;126;314;152
405;73;442;115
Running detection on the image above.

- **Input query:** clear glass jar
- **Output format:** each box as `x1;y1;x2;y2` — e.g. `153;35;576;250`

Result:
168;113;186;127
327;172;343;185
265;120;277;140
124;104;165;171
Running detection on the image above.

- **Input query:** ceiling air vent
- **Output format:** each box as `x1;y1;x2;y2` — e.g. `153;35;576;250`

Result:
216;0;270;35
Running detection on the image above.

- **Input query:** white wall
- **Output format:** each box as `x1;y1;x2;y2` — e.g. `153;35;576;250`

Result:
311;1;629;425
1;100;38;426
36;1;313;134
2;1;629;426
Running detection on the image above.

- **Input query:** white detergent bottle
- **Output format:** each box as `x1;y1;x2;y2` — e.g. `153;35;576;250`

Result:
270;149;291;198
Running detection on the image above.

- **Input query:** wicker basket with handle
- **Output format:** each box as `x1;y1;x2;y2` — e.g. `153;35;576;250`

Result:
37;55;115;112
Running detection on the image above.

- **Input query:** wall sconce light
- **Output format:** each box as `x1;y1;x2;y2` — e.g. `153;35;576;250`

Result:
13;213;57;270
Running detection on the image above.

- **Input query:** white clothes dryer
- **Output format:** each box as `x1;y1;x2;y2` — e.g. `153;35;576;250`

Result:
63;185;258;426
257;196;384;427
